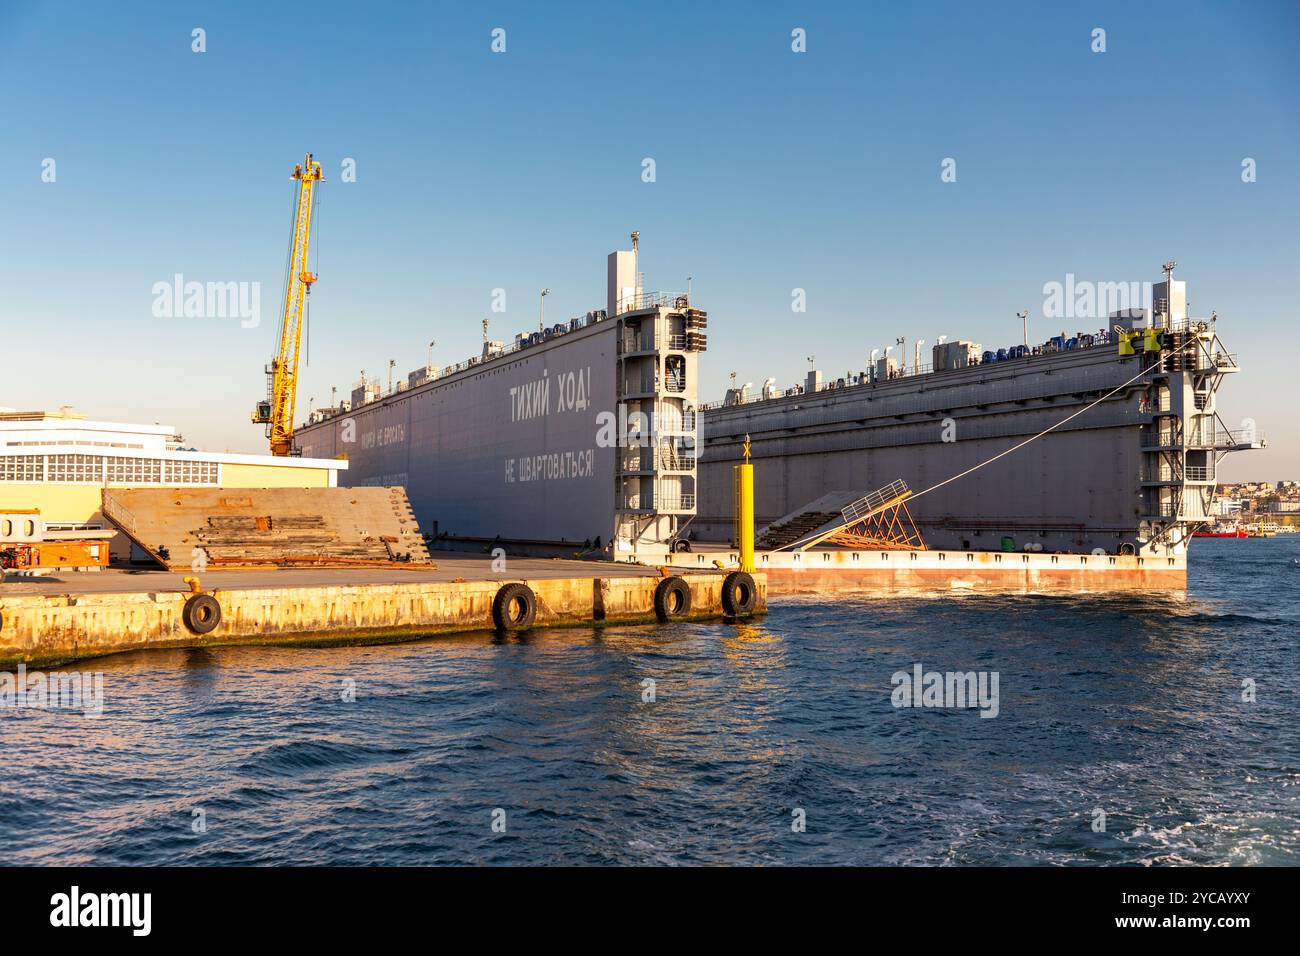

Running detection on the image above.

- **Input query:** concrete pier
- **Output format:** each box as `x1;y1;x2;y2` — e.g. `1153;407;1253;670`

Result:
0;554;766;668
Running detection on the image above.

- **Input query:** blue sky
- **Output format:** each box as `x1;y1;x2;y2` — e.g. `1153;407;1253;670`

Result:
2;1;1297;478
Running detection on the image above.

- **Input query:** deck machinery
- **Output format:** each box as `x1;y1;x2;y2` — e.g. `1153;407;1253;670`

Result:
0;510;113;582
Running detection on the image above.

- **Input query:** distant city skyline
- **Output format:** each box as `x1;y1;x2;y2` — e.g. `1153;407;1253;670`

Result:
1;0;1297;479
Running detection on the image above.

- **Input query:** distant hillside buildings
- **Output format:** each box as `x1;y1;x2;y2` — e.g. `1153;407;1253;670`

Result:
1214;480;1300;522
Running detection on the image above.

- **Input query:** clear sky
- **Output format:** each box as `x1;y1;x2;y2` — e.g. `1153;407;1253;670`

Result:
2;1;1297;479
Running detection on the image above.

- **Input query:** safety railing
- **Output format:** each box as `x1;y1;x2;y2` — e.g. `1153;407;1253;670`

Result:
1214;428;1265;448
841;479;910;523
1142;430;1178;449
658;449;696;470
619;452;649;472
698;334;1120;411
655;493;696;511
619;449;697;473
616;291;689;312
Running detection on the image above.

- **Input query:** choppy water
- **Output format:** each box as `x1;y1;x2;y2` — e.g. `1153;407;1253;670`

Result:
2;537;1298;866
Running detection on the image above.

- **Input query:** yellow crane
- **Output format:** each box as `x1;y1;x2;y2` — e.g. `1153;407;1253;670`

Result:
252;153;323;456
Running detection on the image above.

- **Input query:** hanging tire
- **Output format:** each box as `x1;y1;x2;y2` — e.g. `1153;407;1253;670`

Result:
653;576;692;621
672;538;692;553
182;593;222;635
492;583;537;630
721;571;757;616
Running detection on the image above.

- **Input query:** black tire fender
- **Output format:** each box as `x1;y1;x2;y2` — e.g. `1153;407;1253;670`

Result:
721;571;757;616
182;593;222;635
653;576;692;621
492;582;537;630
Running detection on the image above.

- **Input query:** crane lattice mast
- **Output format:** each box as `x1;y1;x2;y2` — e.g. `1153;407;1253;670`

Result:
252;153;323;456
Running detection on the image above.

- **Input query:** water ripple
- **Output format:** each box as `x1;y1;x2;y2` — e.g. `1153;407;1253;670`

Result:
1;537;1297;864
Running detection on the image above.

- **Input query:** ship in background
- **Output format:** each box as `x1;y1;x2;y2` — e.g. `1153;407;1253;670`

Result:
294;249;1261;568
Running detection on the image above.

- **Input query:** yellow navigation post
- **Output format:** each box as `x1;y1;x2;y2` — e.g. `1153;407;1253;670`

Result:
736;433;755;572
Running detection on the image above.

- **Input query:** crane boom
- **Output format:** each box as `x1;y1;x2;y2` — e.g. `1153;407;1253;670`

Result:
252;153;323;456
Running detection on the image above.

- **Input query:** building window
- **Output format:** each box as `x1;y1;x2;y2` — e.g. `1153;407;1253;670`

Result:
0;453;219;485
105;457;162;484
47;453;104;483
0;455;45;482
163;460;218;484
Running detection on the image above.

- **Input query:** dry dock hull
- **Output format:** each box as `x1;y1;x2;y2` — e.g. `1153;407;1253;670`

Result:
651;548;1185;593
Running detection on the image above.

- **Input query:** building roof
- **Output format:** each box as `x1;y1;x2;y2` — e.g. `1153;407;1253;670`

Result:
0;410;346;471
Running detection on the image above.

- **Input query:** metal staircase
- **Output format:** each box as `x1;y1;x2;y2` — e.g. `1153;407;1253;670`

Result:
757;480;927;552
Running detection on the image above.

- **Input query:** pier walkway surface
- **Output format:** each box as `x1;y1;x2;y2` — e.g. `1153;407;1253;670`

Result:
0;553;673;596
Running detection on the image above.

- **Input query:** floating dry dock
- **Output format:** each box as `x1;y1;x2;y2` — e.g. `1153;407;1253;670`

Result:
0;554;765;668
653;545;1186;591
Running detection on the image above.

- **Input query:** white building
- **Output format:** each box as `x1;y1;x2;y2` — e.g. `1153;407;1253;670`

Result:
0;407;346;559
1214;497;1243;517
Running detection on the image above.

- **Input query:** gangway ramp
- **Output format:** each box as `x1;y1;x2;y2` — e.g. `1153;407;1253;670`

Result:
756;480;926;552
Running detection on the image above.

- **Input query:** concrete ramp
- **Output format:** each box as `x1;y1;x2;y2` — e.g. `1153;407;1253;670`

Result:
755;491;861;550
102;487;433;570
